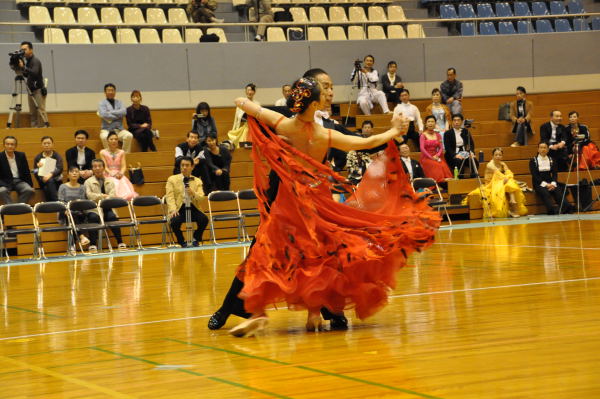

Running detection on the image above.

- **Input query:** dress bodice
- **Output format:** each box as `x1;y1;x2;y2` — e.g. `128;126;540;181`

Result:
422;136;442;156
101;149;124;175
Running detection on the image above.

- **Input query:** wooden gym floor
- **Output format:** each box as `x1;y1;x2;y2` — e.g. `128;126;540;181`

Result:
1;216;599;398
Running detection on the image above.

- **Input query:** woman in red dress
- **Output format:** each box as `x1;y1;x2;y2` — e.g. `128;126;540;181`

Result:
229;78;441;337
420;115;453;183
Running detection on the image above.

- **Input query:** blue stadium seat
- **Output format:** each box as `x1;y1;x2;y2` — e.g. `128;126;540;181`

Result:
566;0;585;14
498;21;517;34
458;4;477;18
461;22;476;35
532;2;549;15
572;18;590;31
495;2;513;17
514;2;532;16
517;20;535;33
592;17;600;30
479;22;497;35
549;1;567;15
555;18;572;31
536;19;554;32
440;4;458;19
477;3;495;18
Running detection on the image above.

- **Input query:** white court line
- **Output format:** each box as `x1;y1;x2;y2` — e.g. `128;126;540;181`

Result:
435;242;600;251
3;276;599;342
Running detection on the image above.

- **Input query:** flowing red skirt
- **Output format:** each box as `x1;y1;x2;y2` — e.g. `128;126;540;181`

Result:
237;118;441;319
578;143;600;170
420;156;452;183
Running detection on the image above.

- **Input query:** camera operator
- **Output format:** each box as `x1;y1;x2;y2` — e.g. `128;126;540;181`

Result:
350;55;390;116
191;102;218;145
186;0;223;34
17;41;48;128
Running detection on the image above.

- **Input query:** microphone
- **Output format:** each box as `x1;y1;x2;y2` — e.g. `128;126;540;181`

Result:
183;176;191;208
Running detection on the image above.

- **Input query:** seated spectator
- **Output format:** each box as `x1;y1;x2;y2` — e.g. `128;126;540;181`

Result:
565;111;600;170
228;83;258;148
274;84;292;107
425;88;451;136
393;89;423;148
351;55;390;116
58;166;92;247
420;116;452;183
203;134;231;193
84;159;126;252
126;90;156;152
247;0;273;41
530;142;574;215
381;61;403;106
540;110;569;171
187;0;223;34
192;102;218;145
33;136;64;202
465;148;527;218
65;130;95;183
510;86;534;147
98;83;133;153
443;113;478;178
174;131;206;178
440;67;463;115
399;143;425;181
165;156;209;247
99;131;138;201
0;136;34;204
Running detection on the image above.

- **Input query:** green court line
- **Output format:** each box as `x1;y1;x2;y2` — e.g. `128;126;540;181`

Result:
165;338;443;399
0;368;29;376
3;305;63;319
88;346;293;399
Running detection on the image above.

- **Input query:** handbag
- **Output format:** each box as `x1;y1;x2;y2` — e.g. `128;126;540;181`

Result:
129;162;145;185
498;102;511;121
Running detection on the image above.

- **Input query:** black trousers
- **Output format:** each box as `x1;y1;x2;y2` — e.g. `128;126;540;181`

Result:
86;210;123;245
549;148;570;172
36;177;61;202
131;127;156;152
170;204;208;245
534;184;572;214
385;91;400;106
447;155;479;178
209;171;231;192
402;121;420;149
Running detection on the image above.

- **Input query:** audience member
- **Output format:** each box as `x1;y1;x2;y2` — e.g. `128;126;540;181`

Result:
33;136;64;201
98;83;133;153
540;110;569;171
351;55;390;116
247;0;274;41
345;121;378;186
393;89;423;148
99;131;138;201
380;61;403;106
565;111;600;170
443;113;478;178
399;144;425;181
529;142;574;215
19;41;48;128
58;166;92;247
203;134;232;193
440;67;463;115
65;130;95;183
420;115;452;183
425;88;451;136
510;86;534;147
165;156;209;247
0;136;34;204
174;131;205;178
228;83;258;147
84;159;126;252
187;0;222;34
274;84;292;107
192;102;218;145
126;90;156;152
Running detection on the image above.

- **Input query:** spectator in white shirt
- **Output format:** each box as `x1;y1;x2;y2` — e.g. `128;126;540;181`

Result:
393;89;423;147
399;143;425;181
350;55;390;116
274;84;292;107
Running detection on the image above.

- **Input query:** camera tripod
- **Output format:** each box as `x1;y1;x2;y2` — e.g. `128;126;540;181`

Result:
344;63;364;126
458;148;494;222
559;142;600;214
7;73;49;128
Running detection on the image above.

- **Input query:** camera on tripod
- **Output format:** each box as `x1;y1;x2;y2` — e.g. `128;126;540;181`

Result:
8;49;25;71
354;59;362;70
464;119;474;129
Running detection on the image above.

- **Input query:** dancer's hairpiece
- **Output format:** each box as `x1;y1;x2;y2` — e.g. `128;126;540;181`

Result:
289;78;317;113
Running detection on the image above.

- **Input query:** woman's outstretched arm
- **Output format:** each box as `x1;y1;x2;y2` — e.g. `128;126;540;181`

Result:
234;97;286;129
328;113;408;152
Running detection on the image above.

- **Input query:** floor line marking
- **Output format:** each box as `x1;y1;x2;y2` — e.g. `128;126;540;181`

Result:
88;346;293;399
3;305;64;319
0;355;134;398
165;338;443;399
435;242;600;251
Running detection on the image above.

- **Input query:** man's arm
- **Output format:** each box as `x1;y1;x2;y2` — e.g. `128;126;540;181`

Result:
112;100;127;118
85;180;104;201
98;100;114;120
165;177;177;214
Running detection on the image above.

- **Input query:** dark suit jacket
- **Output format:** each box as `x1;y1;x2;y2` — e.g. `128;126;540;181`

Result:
380;73;402;95
401;158;425;180
0;151;33;187
539;122;567;145
565;124;591;154
443;128;475;166
65;146;96;170
324;117;361;170
529;156;558;188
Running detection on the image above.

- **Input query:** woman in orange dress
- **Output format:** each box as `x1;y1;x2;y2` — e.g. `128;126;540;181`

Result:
228;77;441;337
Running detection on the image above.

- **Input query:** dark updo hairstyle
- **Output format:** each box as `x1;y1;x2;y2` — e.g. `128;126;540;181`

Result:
424;115;436;123
286;77;321;114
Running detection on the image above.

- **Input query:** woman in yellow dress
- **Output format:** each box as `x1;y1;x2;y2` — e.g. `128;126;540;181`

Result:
227;83;259;148
466;147;527;218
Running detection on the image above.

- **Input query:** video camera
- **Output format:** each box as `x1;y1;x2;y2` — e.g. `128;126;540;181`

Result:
354;59;362;70
464;119;474;129
8;49;25;70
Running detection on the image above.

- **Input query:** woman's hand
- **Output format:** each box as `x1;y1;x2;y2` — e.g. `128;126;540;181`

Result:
391;113;409;135
115;172;123;179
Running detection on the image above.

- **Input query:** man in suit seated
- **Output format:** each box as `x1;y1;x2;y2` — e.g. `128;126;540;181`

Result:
540;110;569;171
0;136;34;204
381;61;404;106
65;130;96;183
165;156;209;248
443;113;478;178
399;143;425;181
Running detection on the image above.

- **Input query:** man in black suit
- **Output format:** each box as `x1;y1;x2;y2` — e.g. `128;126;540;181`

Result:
380;61;404;106
539;110;569;171
399;144;425;181
0;136;34;204
65;130;96;183
443;113;478;178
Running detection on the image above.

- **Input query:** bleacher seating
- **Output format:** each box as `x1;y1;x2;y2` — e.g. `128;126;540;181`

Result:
479;21;497;35
498;21;517;34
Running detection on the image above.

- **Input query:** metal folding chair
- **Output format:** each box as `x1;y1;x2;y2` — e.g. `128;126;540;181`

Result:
0;203;38;261
67;199;112;254
236;189;260;241
412;178;452;225
98;198;138;250
207;190;245;244
131;195;174;249
33;201;76;259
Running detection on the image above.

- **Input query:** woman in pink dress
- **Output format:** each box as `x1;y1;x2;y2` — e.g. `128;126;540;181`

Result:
99;131;138;200
420;115;452;183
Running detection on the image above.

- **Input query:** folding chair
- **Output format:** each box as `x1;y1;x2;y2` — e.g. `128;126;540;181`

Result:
207;190;244;244
67;199;112;254
412;178;452;225
0;203;37;262
131;195;173;249
236;189;260;241
33;201;76;259
98;198;138;250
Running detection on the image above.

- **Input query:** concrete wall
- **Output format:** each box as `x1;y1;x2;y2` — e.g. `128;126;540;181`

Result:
1;31;599;112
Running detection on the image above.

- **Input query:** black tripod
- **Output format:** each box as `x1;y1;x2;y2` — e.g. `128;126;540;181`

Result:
345;62;363;125
559;141;600;213
7;73;49;128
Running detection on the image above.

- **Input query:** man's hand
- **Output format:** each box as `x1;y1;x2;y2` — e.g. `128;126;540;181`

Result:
517;117;525;124
446;97;454;104
37;161;44;168
456;155;465;160
394;82;404;89
80;170;92;179
193;158;200;165
141;123;149;128
170;210;179;218
42;175;51;183
18;59;24;68
215;169;223;176
186;187;194;198
547;183;556;191
391;113;409;134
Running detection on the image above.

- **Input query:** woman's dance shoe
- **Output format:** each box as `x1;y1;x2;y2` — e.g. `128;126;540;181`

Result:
208;310;228;330
229;317;268;337
306;314;323;332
